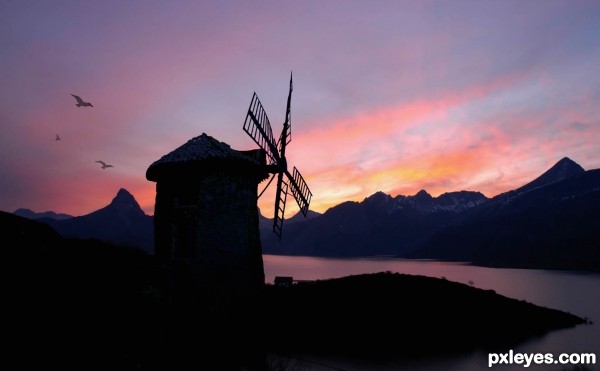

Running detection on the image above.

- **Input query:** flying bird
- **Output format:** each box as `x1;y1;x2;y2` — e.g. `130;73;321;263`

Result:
95;160;113;169
71;94;93;107
55;134;61;141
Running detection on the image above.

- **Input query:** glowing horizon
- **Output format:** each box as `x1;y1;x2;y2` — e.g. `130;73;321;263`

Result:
1;1;599;218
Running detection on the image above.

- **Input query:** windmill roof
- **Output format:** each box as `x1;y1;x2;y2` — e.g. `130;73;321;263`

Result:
146;133;264;181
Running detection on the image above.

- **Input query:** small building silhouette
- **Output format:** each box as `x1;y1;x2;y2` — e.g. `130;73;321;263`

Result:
146;133;268;296
274;276;294;287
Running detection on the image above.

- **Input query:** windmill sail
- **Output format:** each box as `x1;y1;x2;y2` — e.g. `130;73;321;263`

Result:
288;167;312;216
279;73;293;152
273;173;288;238
243;93;279;164
273;167;311;238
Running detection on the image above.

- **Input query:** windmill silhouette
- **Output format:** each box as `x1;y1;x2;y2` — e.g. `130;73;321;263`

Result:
243;72;312;239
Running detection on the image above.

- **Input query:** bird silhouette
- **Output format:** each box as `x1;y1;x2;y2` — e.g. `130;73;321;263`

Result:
71;94;93;107
95;160;113;169
55;134;61;141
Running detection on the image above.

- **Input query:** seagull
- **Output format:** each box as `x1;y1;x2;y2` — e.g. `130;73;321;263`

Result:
71;94;93;107
55;134;61;141
95;160;113;169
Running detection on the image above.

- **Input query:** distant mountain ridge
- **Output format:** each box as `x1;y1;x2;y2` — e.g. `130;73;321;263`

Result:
14;208;73;220
261;157;600;271
409;166;600;271
260;188;490;257
13;157;600;271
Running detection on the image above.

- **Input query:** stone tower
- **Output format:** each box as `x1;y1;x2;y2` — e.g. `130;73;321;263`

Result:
146;133;268;298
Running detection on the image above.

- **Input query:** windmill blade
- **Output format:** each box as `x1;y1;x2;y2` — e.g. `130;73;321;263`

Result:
278;72;293;153
286;166;312;216
272;172;288;239
243;93;279;164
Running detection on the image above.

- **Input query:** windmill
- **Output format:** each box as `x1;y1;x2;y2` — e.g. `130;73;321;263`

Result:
243;73;312;239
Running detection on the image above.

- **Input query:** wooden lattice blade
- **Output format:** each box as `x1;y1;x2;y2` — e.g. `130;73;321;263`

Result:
243;93;279;164
272;172;288;240
286;166;312;217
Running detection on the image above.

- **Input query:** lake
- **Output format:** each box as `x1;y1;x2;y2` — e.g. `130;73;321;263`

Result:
262;255;600;371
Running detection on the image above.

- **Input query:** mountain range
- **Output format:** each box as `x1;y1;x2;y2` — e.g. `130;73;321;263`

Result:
12;157;600;271
14;208;73;220
260;157;600;271
33;188;154;254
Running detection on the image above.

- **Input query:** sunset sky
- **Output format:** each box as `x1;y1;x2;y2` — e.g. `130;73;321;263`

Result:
1;1;599;218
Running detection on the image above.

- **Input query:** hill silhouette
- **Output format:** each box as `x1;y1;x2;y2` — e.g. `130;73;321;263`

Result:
2;211;586;370
3;211;157;370
263;272;585;357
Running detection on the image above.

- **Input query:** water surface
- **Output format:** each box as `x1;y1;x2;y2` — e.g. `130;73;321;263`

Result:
263;255;600;370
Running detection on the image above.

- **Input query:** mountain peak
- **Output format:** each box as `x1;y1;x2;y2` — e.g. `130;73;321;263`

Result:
518;157;584;193
554;157;582;170
111;188;136;204
363;191;394;210
543;157;584;179
414;189;432;199
287;209;322;224
106;188;146;216
364;191;392;202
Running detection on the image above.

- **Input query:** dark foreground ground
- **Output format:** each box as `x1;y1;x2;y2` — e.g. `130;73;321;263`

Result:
2;211;586;370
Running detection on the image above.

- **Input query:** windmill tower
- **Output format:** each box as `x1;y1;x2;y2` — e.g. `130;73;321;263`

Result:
146;73;312;300
146;134;268;300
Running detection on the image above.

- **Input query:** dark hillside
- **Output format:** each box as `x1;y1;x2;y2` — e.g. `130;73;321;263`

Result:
2;211;586;370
